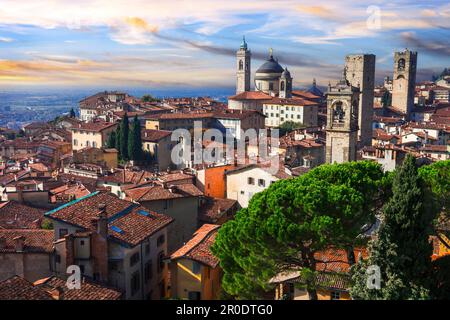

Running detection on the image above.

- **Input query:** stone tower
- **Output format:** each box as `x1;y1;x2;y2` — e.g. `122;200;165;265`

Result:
279;68;292;98
236;36;251;94
325;71;360;164
392;49;417;118
345;54;376;147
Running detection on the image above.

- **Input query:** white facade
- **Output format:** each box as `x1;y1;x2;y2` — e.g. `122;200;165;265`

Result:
226;166;284;208
262;103;318;128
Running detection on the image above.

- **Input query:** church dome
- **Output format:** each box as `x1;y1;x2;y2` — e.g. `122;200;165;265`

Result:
256;55;284;74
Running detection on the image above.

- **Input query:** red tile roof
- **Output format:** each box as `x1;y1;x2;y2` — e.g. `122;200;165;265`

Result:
46;192;173;247
228;91;273;100
71;121;117;132
141;129;172;142
171;224;220;268
125;183;202;202
0;229;54;253
0;276;53;300
0;201;45;229
34;276;122;300
198;197;237;223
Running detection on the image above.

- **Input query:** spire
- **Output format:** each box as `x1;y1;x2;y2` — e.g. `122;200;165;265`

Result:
240;36;247;50
313;78;316;87
269;48;273;59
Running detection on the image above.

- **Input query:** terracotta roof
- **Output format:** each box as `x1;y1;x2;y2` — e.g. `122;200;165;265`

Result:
199;198;237;223
420;145;448;152
213;109;265;120
266;97;318;106
45;192;173;247
125;183;202;202
0;229;54;253
0;276;53;300
291;90;321;100
157;171;194;184
71;121;117;132
50;183;91;203
270;247;367;290
228;91;273;100
171;224;220;268
141;129;172;142
373;116;404;124
0;201;45;229
147;112;214;120
34;276;122;300
28;162;50;173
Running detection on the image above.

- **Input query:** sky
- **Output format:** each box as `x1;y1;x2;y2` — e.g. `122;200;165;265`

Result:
0;0;449;90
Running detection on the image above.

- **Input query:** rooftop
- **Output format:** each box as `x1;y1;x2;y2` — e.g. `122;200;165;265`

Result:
171;224;220;268
45;191;174;247
0;229;54;253
0;276;53;300
0;201;45;229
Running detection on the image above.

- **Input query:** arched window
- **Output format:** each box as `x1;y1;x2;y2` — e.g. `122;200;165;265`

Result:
280;81;285;91
92;141;97;148
398;58;405;71
333;101;345;123
239;60;243;70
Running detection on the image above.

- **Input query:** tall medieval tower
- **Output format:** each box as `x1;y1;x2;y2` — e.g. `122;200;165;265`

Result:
236;36;251;94
345;54;375;147
325;71;360;164
392;49;417;118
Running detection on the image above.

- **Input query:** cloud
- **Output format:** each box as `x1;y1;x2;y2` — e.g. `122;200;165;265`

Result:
0;37;13;42
400;31;450;57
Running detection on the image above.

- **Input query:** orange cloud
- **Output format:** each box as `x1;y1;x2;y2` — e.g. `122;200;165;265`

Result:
125;17;159;33
296;4;335;19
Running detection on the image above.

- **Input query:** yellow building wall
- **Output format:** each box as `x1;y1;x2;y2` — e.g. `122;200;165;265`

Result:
171;258;221;300
145;120;160;130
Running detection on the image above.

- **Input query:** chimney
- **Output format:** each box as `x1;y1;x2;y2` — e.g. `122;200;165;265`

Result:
17;184;26;204
97;204;108;238
13;236;25;252
50;287;64;300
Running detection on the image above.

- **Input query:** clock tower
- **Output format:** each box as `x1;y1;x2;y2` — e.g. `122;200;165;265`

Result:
325;70;360;164
236;36;251;94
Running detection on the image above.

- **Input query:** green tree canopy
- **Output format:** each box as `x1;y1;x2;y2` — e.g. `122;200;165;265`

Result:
279;121;305;136
141;94;160;103
70;108;76;118
212;161;388;299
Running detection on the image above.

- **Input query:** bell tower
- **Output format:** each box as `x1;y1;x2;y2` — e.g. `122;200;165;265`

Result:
236;36;251;94
325;70;360;164
392;49;417;118
279;68;292;98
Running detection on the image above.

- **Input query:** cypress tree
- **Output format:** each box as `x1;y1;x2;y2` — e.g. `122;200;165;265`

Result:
350;155;435;299
128;115;143;161
115;125;121;159
107;131;116;149
119;113;129;160
70;108;76;118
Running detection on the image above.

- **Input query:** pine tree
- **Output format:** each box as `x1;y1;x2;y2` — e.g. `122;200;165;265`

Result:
107;131;116;149
119;113;129;160
350;155;435;299
128;115;143;161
